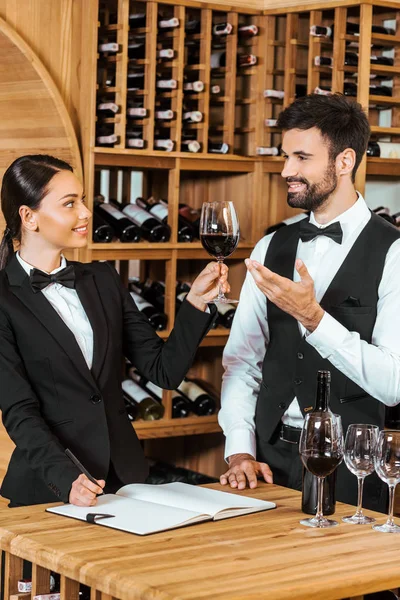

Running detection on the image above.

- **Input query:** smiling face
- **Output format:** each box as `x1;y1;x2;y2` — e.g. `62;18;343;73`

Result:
20;169;92;250
281;127;338;212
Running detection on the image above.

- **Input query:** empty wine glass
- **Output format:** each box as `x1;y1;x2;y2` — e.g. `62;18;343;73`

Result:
342;424;379;525
299;412;344;528
200;201;240;303
373;430;400;533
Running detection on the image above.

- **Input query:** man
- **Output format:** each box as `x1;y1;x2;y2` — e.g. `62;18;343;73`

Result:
218;93;400;511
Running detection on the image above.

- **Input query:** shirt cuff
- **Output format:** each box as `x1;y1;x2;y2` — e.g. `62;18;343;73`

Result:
224;429;257;463
306;311;349;359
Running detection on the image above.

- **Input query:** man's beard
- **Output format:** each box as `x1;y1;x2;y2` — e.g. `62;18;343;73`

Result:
286;162;338;212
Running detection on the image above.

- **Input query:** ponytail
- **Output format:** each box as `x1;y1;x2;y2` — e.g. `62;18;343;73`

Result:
0;227;14;270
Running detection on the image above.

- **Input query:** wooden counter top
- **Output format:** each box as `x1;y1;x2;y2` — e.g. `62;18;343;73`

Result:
0;483;399;600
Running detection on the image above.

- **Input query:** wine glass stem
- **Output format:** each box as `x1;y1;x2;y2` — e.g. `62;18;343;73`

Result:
316;477;324;521
217;259;224;300
355;476;365;516
387;484;397;527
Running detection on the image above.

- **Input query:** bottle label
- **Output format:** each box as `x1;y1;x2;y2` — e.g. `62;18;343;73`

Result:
99;203;124;220
145;381;163;399
129;291;153;310
150;204;168;220
122;379;149;403
178;380;204;402
123;203;151;225
217;302;235;315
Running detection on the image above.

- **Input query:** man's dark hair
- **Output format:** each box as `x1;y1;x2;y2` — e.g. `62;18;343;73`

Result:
277;93;370;182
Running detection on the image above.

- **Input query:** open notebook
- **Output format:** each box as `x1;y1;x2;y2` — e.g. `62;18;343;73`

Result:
46;482;276;535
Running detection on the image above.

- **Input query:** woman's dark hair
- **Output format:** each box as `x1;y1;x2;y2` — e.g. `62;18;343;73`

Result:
0;154;73;269
277;93;370;182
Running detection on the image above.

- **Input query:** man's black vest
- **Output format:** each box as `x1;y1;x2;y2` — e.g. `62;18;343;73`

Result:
255;212;400;443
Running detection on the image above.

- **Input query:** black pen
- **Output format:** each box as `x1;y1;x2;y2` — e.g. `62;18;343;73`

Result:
65;448;104;495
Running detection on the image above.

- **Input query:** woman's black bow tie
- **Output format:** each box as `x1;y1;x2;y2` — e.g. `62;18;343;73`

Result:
299;220;343;244
29;265;76;293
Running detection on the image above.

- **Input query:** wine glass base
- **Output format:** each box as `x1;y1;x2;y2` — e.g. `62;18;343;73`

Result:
212;298;239;304
342;514;376;525
373;522;400;533
300;517;338;528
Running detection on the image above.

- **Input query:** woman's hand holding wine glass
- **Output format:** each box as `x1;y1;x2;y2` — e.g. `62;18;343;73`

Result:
186;262;230;311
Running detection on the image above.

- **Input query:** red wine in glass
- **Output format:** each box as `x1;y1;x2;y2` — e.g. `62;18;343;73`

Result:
200;201;240;304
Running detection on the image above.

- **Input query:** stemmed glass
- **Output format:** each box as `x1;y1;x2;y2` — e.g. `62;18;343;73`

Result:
342;424;379;525
200;201;240;304
299;413;344;528
373;430;400;533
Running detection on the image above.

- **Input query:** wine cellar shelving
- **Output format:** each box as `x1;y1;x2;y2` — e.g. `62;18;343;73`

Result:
78;0;400;451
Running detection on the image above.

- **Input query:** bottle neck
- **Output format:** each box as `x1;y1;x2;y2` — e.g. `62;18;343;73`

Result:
313;378;331;412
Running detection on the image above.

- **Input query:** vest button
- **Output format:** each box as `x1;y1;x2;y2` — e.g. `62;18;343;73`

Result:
90;394;102;404
297;352;304;360
278;402;286;409
294;378;303;385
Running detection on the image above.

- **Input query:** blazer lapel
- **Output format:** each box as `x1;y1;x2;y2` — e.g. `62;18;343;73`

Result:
6;255;95;388
73;263;109;383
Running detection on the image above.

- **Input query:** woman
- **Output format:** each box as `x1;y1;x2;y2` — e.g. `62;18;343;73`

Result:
0;154;228;507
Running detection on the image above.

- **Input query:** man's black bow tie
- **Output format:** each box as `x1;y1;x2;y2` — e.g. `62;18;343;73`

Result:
299;220;343;244
29;265;76;293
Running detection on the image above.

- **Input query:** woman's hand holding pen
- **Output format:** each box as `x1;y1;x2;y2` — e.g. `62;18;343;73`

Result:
186;262;230;311
69;473;105;506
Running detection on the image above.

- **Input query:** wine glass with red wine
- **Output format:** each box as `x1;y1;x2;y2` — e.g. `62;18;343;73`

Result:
200;201;240;304
299;413;344;528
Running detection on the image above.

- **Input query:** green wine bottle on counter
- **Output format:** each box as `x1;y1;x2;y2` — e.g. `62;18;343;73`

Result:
301;370;337;516
121;379;164;420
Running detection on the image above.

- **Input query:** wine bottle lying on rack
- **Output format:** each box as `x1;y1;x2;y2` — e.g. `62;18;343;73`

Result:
154;138;175;152
265;119;278;127
92;212;114;243
315;82;392;98
127;72;145;91
97;102;120;116
120;201;171;242
217;302;236;328
129;13;147;29
158;17;179;29
122;379;165;420
310;21;395;40
182;110;203;123
181;140;201;153
126;129;145;149
95;127;120;147
367;141;400;158
264;84;307;99
183;80;205;93
208;141;229;154
129;284;168;330
238;24;258;37
155;109;175;120
157;48;175;60
128;43;146;60
177;378;217;416
126;103;147;118
145;380;192;419
123;392;139;421
185;19;201;34
257;146;280;156
156;78;177;90
213;22;233;36
98;42;120;54
315;52;394;67
94;198;141;242
211;51;257;68
135;197;193;242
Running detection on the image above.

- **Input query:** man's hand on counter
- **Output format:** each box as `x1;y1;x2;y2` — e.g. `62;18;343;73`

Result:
220;453;273;490
245;257;324;333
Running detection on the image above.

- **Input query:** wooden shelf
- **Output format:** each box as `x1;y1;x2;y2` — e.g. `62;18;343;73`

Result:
89;242;254;261
134;414;221;439
370;126;400;135
366;157;400;176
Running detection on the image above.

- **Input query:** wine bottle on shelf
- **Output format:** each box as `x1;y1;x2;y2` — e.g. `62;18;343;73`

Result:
158;198;197;241
315;53;394;67
183;80;205;93
238;24;258;37
128;13;147;29
121;202;171;242
217;302;236;328
264;84;307;99
182;110;203;123
265;119;278;127
301;370;337;516
185;19;201;34
367;141;400;158
126;129;145;149
211;85;221;95
123;392;139;421
122;379;165;420
310;21;395;40
264;212;309;235
126;103;147;118
129;285;168;330
98;42;120;54
92;212;114;243
127;72;145;91
128;43;145;60
156;78;177;90
181;140;201;153
208;141;229;154
145;380;192;419
97;102;120;116
155;109;175;120
211;51;257;68
94;200;141;243
369;84;392;97
136;197;193;243
213;22;233;36
176;202;201;234
96;127;120;147
177;378;217;416
154;138;175;152
157;48;175;60
257;146;280;156
158;17;179;29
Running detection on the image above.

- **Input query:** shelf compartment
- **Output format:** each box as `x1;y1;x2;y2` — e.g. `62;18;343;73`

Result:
134;414;221;439
366;157;400;177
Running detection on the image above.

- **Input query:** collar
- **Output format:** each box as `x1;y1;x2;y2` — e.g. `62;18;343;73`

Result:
16;252;67;276
309;193;371;243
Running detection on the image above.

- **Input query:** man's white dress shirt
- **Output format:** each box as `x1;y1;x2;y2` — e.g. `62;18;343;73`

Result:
219;195;400;460
17;253;94;369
